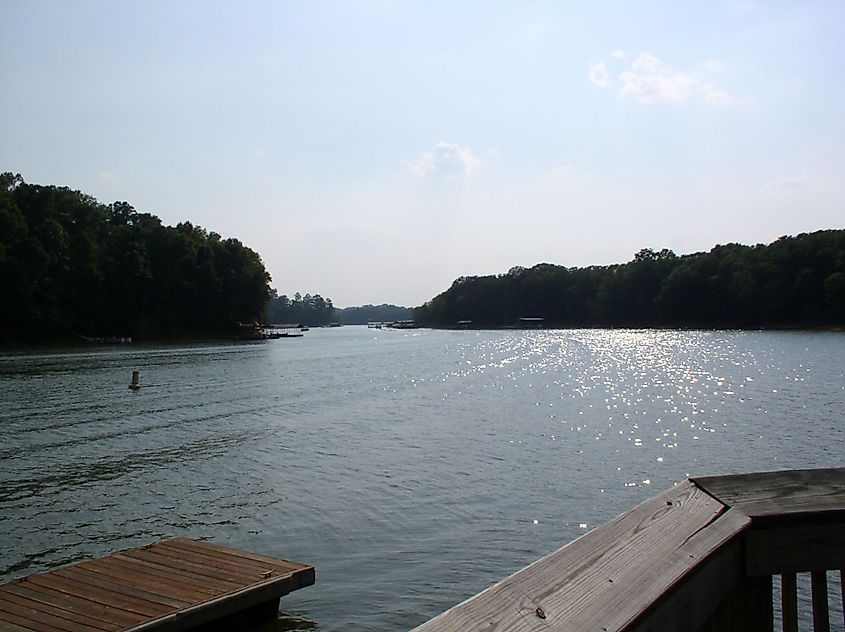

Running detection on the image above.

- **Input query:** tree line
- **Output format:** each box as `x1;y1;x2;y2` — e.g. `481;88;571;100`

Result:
6;173;841;340
1;173;271;342
413;231;845;329
336;304;412;325
266;292;338;327
265;297;413;326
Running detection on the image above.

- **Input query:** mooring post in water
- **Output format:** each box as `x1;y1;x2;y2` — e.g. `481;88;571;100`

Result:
129;370;141;390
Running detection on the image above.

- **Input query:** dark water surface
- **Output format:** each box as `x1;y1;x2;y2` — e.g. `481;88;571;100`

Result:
1;328;843;630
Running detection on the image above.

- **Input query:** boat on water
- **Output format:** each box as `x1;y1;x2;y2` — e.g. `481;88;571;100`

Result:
264;331;303;339
75;334;133;344
238;323;306;340
263;323;306;339
388;320;419;329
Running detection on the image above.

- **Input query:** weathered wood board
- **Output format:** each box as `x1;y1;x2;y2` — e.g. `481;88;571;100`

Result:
412;481;749;632
0;538;314;632
414;468;845;632
693;467;845;521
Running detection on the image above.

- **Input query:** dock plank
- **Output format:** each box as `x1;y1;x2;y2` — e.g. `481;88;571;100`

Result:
67;563;214;604
104;555;238;593
0;613;39;632
0;593;106;632
0;539;314;632
79;559;223;600
117;550;260;586
0;584;126;630
129;544;279;577
53;568;191;610
0;606;72;632
24;574;166;620
145;546;283;578
159;538;307;573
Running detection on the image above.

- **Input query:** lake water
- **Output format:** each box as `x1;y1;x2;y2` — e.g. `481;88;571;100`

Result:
1;328;843;630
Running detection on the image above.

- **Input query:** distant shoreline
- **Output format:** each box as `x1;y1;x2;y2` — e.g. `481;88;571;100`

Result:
3;324;843;349
413;322;845;335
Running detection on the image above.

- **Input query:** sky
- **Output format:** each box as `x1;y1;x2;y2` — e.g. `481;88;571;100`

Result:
2;1;844;307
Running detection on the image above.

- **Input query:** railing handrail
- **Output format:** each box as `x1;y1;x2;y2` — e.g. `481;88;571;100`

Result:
412;467;845;632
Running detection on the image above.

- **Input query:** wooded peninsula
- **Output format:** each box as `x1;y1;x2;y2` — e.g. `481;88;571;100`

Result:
0;173;410;342
413;231;845;329
1;173;271;342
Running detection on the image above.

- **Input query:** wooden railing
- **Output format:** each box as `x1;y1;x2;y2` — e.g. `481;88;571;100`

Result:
413;467;845;632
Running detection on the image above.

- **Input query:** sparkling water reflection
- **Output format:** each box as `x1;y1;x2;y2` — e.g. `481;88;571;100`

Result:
1;329;843;630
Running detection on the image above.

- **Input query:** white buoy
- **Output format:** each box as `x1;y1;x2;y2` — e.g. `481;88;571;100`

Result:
129;370;141;390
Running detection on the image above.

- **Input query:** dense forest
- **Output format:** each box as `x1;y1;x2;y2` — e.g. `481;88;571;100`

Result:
5;173;843;341
336;304;411;325
413;231;845;329
265;297;412;326
1;173;271;342
266;292;338;327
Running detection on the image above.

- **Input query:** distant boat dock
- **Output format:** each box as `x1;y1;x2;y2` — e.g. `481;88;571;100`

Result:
0;538;314;631
367;320;419;329
263;323;306;338
239;323;307;339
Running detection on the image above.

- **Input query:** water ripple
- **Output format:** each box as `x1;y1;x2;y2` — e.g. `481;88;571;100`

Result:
1;329;843;631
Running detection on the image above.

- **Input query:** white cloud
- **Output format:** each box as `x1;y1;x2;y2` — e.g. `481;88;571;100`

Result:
619;53;698;104
588;62;610;88
761;172;812;195
698;59;729;75
409;142;479;178
701;82;732;104
551;163;574;175
600;52;734;105
611;50;627;60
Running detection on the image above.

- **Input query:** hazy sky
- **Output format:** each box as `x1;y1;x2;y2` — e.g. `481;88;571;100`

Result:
2;1;843;307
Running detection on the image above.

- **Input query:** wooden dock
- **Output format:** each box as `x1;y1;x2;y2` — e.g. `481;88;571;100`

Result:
0;538;314;631
413;467;845;632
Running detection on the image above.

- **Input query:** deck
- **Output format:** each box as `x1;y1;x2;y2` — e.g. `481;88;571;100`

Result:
413;467;845;632
0;538;314;632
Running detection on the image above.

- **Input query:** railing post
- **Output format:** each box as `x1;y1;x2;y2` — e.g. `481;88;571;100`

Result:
811;571;830;632
697;576;773;632
414;469;845;632
741;576;773;632
781;572;797;632
840;570;844;630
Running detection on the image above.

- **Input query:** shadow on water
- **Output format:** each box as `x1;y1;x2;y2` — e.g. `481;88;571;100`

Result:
258;611;319;631
0;429;263;502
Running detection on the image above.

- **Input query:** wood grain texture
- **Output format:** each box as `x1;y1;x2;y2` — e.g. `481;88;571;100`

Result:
412;481;746;632
0;539;314;632
693;467;845;521
0;583;129;629
0;615;38;632
627;515;747;632
744;523;845;576
414;469;845;632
